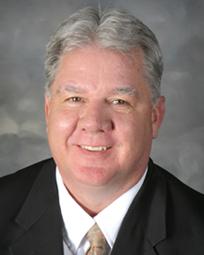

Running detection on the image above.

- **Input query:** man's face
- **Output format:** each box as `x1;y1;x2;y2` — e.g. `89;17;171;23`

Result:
45;45;165;194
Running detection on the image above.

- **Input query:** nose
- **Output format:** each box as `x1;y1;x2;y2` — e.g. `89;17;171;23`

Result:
78;103;114;133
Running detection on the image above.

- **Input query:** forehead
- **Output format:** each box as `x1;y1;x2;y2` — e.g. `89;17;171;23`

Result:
51;45;148;94
57;45;144;72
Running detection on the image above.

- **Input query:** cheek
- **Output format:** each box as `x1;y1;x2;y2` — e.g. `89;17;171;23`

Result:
115;112;152;145
47;110;78;138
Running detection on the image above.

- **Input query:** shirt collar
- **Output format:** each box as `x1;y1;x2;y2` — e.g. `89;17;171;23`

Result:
56;168;147;250
56;169;94;250
94;170;147;248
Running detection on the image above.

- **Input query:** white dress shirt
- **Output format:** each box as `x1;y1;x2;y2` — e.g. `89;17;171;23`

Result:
56;168;147;255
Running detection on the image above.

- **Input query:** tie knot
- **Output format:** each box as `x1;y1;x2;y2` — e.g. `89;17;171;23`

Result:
86;224;109;255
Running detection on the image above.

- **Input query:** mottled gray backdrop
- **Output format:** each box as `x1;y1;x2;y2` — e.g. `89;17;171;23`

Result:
0;0;204;193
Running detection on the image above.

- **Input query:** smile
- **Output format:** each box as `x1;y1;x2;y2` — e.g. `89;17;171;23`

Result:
80;145;110;152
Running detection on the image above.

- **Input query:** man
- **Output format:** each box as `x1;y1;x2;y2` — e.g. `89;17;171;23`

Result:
0;7;204;255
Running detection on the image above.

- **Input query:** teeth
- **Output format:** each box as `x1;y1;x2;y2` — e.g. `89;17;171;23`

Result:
80;145;109;151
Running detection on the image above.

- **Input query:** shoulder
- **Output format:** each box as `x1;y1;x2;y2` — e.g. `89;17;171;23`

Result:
0;158;57;243
151;160;204;221
153;161;204;199
0;158;54;190
0;158;55;212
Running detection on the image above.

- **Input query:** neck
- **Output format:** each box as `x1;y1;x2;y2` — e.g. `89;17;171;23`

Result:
67;186;121;216
63;171;145;216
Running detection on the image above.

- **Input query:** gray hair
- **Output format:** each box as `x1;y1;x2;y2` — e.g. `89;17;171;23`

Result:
45;7;163;102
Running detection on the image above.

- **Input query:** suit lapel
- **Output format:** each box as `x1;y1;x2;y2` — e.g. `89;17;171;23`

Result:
111;159;167;255
7;159;64;255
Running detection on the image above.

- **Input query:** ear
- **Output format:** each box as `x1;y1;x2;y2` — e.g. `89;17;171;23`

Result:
151;96;165;138
44;95;51;126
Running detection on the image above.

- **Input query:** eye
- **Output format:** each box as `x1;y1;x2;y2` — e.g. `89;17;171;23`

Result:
112;99;128;105
66;96;83;103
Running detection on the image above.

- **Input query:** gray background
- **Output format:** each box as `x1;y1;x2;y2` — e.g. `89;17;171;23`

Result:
0;0;204;193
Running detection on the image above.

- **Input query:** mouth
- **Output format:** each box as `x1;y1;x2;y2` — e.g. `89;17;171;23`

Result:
79;145;111;152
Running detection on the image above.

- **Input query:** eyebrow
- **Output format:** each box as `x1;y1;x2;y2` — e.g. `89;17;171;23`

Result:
56;84;87;94
56;84;138;97
112;86;138;96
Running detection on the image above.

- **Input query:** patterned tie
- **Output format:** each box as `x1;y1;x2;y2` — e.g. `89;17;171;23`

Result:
86;223;109;255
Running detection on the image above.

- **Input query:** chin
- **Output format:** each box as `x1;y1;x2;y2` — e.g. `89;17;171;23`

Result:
72;165;113;186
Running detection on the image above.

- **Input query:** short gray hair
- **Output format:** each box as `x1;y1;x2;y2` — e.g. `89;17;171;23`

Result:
45;7;163;102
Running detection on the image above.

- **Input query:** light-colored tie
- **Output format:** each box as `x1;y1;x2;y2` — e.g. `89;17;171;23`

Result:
86;224;109;255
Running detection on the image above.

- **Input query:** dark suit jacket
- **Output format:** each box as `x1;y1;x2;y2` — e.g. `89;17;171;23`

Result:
1;158;204;255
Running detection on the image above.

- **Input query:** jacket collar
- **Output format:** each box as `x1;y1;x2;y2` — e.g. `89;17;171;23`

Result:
7;159;64;255
146;159;167;246
111;159;167;255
